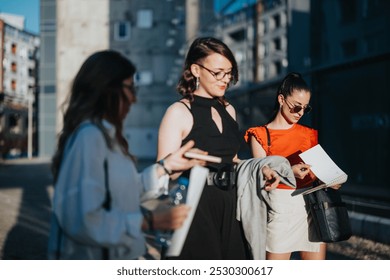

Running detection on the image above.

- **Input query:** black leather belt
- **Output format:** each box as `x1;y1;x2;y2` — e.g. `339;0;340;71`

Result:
206;170;236;190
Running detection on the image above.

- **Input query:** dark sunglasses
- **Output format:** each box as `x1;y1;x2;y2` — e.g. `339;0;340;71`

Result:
284;98;312;114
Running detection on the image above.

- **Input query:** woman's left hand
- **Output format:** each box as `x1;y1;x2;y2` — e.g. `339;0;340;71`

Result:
261;165;280;191
153;204;191;230
329;184;342;190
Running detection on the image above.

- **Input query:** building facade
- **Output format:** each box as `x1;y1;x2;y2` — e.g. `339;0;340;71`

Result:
39;0;188;159
0;16;40;158
309;0;390;190
215;0;310;143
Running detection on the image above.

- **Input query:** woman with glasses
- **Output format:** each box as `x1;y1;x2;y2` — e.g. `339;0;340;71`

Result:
244;72;326;260
48;50;205;259
157;37;280;259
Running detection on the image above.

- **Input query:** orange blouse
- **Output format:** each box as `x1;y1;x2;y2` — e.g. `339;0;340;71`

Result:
244;124;318;189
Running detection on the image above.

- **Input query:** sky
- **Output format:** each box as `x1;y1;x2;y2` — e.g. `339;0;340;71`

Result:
0;0;39;34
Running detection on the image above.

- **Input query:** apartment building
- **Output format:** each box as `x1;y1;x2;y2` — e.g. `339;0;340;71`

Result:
0;15;39;158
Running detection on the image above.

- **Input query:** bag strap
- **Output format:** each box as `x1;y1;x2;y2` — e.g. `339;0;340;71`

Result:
263;125;271;155
102;159;111;259
102;159;111;211
55;217;63;259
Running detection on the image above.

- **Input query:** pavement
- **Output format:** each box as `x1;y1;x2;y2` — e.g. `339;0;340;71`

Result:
0;157;389;260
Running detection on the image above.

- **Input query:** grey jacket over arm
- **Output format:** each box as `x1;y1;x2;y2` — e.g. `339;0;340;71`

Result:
235;156;296;260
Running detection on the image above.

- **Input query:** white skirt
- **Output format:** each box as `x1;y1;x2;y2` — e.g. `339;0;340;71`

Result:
266;189;321;253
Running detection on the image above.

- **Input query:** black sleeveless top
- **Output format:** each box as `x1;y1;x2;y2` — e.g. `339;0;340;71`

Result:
181;95;241;171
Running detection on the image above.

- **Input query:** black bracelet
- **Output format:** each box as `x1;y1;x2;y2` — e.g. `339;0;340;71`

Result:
157;158;173;175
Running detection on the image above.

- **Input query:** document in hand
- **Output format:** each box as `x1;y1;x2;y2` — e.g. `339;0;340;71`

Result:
166;165;208;257
292;144;348;196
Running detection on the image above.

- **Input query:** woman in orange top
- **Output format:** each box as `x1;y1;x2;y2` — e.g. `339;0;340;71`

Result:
244;72;326;260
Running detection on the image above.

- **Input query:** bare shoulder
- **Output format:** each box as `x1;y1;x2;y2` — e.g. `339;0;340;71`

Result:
162;101;192;127
166;101;191;117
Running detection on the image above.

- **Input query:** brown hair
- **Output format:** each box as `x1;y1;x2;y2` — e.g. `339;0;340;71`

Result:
176;37;238;104
52;50;136;182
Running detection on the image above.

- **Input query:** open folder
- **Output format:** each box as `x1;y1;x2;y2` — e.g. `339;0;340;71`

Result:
165;165;208;257
291;144;348;196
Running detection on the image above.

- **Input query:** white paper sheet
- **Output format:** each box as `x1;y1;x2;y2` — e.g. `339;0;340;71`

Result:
291;144;348;196
165;165;208;257
299;144;348;186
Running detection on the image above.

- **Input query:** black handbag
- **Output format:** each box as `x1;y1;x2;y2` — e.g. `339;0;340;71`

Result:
304;188;352;242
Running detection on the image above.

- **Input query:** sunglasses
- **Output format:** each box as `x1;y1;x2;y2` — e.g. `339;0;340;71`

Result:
284;98;312;114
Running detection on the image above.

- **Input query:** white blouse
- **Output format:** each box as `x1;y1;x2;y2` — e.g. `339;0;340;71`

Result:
47;120;165;259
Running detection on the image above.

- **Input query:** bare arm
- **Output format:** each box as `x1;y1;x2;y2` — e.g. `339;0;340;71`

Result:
157;102;195;179
249;135;267;158
158;102;192;158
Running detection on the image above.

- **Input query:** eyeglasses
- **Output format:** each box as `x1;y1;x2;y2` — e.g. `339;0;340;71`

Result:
284;98;312;114
196;64;232;81
122;83;137;95
122;83;137;103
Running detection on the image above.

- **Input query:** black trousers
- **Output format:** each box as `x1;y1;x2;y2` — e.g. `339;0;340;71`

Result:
165;185;252;260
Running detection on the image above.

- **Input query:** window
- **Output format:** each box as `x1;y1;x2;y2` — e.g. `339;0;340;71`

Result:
273;38;281;51
229;29;245;42
42;85;56;94
11;80;16;91
11;62;17;72
264;42;269;56
9;114;21;134
137;10;153;28
339;0;357;23
273;14;281;29
114;21;131;41
11;43;17;54
274;61;282;75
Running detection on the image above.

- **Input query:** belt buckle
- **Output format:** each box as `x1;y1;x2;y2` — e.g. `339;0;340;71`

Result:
213;171;228;187
213;170;236;189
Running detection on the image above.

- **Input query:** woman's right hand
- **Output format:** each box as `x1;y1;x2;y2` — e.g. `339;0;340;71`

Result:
158;140;206;177
292;163;311;179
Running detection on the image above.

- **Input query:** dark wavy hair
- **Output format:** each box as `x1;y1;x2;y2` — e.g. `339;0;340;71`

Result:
52;50;136;182
176;37;238;104
268;72;311;123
